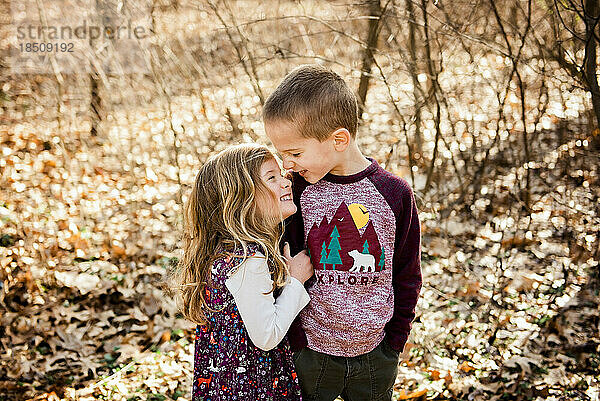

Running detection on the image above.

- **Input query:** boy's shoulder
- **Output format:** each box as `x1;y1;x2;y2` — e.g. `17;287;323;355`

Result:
364;161;416;216
368;161;414;196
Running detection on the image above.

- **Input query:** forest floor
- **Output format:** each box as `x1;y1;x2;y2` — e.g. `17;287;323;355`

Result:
1;95;599;401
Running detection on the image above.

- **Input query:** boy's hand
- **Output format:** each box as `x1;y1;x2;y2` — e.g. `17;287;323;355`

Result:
283;242;313;284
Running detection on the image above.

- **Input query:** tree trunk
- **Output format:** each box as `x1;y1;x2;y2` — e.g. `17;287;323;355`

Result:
584;0;600;150
89;75;101;137
357;0;382;120
405;0;423;154
89;0;101;137
421;0;442;194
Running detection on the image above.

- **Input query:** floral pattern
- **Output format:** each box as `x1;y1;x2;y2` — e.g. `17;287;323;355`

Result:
192;243;302;400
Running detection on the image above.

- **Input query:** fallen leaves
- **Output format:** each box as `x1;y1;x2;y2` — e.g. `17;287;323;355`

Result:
54;271;100;295
411;126;599;399
396;388;428;400
503;355;541;375
1;11;599;400
458;360;476;373
26;392;61;401
501;235;537;249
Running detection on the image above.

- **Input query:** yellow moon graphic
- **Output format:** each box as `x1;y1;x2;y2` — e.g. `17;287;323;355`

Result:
348;203;369;229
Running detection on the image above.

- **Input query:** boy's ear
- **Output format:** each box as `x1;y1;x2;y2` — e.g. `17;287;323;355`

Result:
331;128;351;150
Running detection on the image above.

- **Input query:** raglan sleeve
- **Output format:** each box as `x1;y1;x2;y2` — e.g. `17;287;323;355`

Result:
384;182;422;353
280;171;311;352
282;172;307;256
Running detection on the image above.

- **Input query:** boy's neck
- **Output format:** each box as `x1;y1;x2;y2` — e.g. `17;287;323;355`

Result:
329;143;371;176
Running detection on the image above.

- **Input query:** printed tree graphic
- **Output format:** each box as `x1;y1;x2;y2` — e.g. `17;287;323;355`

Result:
362;240;369;254
378;247;385;270
325;226;342;270
319;241;328;270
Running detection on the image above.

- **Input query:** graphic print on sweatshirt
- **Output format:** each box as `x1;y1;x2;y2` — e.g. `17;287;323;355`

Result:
299;178;397;356
307;201;386;273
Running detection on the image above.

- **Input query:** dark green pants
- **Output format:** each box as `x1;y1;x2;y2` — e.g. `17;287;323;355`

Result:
292;338;400;401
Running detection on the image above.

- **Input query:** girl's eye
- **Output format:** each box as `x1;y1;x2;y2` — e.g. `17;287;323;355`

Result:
268;175;276;181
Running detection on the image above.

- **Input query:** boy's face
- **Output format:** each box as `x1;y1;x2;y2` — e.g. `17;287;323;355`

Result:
264;119;339;184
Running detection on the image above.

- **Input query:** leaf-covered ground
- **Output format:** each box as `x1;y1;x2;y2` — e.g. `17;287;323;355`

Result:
1;96;598;400
1;13;600;395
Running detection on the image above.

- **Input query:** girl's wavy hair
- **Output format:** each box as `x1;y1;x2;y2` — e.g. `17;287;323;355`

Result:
168;143;289;326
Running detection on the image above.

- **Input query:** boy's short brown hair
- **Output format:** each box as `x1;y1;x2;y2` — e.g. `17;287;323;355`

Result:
263;64;358;141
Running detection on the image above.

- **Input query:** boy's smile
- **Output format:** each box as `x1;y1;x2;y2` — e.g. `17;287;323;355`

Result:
264;120;338;184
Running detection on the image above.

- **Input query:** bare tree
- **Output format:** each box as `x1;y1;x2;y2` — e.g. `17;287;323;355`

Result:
357;0;386;120
488;0;533;208
544;0;600;149
207;0;265;105
89;0;102;137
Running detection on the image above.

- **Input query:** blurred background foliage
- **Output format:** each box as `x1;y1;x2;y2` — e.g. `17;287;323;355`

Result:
0;0;599;400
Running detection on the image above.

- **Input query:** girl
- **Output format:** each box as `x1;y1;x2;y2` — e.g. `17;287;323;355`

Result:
170;143;313;400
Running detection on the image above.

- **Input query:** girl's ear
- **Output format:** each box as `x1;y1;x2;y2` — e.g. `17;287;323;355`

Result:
331;128;350;150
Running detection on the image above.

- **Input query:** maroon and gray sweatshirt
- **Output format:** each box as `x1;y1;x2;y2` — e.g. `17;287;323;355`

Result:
283;157;422;357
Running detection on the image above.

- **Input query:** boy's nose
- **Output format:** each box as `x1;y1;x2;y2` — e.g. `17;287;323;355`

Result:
282;158;294;170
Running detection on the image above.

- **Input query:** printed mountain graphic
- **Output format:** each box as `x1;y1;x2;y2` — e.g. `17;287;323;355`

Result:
307;202;385;272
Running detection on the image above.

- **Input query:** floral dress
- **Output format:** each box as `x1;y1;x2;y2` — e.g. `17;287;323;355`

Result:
192;243;303;400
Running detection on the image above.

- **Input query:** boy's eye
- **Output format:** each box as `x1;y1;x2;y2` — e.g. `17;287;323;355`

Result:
291;153;301;157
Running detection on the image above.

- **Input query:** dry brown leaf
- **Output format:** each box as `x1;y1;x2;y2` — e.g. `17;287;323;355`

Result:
160;330;171;344
504;355;540;374
458;361;475;372
428;369;441;380
54;270;100;295
67;232;89;250
26;392;60;401
501;236;536;249
111;244;127;257
397;388;428;400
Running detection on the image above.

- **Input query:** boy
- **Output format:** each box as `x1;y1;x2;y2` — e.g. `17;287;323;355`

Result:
263;64;422;401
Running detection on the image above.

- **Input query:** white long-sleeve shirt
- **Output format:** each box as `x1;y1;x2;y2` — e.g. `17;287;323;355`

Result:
224;252;310;351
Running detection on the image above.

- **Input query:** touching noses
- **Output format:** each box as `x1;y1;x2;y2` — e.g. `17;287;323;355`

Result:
281;176;291;189
281;157;294;170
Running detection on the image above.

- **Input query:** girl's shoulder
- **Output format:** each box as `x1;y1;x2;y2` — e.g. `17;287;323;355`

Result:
218;241;265;259
212;242;265;279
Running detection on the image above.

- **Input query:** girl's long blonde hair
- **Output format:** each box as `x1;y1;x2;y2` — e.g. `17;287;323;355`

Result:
169;143;289;326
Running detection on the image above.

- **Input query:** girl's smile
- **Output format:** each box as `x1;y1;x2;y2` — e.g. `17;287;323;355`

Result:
259;157;297;220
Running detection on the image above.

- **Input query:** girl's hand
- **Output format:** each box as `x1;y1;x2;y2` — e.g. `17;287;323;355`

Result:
283;242;313;284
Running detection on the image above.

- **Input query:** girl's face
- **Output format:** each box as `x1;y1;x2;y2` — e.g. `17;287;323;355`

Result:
257;157;296;221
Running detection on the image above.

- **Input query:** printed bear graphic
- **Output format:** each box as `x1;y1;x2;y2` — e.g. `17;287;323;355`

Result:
347;249;375;273
306;202;386;272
